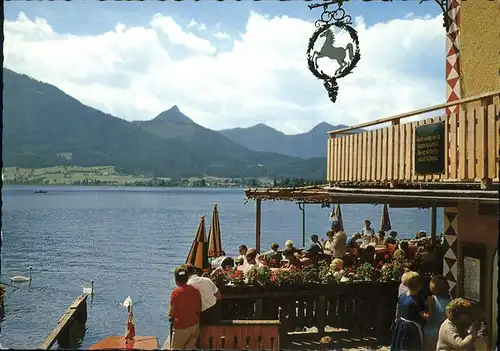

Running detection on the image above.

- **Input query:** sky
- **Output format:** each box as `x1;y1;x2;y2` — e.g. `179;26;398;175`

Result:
4;0;447;134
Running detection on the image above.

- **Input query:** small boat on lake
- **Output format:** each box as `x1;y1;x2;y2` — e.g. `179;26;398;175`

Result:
34;190;47;194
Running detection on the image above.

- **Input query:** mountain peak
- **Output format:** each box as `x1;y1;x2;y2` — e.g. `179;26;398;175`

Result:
169;105;180;113
152;105;194;123
252;123;276;130
308;122;348;134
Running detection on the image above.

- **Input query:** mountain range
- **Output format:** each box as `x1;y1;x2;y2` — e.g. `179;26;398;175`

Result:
219;122;347;159
2;68;347;179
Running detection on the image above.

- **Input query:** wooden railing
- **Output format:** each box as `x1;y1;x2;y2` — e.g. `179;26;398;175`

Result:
200;320;282;350
326;93;499;186
218;281;401;336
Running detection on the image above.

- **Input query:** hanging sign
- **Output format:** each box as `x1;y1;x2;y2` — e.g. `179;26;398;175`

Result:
307;1;360;104
414;121;445;175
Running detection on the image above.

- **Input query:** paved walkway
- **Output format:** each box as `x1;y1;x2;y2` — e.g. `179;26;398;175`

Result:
283;327;391;350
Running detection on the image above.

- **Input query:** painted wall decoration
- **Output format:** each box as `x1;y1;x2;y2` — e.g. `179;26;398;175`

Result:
445;0;461;115
443;208;458;297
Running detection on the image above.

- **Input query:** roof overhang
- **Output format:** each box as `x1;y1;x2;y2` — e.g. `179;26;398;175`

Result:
244;185;499;208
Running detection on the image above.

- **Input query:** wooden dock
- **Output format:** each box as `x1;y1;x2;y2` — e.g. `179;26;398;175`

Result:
40;294;88;350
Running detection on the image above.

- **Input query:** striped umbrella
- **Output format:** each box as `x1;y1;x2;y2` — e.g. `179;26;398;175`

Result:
208;203;224;258
186;216;210;270
380;204;392;232
332;204;344;231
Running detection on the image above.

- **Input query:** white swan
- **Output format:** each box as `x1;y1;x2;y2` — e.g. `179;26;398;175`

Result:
83;280;94;295
9;266;32;283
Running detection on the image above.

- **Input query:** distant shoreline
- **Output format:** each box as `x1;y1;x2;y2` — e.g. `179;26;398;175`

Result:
2;181;243;189
2;165;323;189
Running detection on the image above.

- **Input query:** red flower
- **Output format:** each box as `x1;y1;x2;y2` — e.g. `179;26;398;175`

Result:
377;261;383;267
347;267;354;273
384;254;390;260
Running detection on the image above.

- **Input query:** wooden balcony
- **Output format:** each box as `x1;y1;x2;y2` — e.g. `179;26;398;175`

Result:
327;91;500;188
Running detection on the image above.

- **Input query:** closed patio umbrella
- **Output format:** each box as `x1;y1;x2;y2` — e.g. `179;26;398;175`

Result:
380;204;392;232
185;216;210;270
208;203;224;258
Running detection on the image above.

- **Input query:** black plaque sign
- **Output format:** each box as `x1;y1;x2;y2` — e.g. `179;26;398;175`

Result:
415;122;445;175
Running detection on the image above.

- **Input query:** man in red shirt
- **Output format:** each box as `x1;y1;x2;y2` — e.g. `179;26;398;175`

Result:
166;267;201;350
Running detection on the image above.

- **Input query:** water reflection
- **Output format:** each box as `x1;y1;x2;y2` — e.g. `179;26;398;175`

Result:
0;299;4;322
57;321;87;349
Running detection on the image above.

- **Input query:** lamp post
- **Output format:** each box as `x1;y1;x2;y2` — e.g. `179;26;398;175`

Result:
298;202;306;247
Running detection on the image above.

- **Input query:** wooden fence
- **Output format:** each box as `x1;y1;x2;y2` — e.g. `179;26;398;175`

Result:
327;101;499;186
200;320;282;350
218;281;401;336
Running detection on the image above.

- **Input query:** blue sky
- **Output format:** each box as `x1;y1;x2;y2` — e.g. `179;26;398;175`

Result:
5;1;441;35
4;0;445;134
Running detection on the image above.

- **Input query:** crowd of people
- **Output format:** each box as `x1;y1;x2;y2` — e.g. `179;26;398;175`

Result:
208;219;443;281
166;218;472;350
392;271;486;351
167;263;487;350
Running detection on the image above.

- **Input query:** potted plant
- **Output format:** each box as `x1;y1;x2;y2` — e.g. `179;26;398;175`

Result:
228;269;245;291
355;262;375;282
300;265;320;290
211;268;229;288
256;265;272;288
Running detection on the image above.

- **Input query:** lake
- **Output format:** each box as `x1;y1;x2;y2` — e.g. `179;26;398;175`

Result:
0;185;443;348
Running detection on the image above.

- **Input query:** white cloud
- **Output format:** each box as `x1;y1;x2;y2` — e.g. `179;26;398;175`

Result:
215;31;231;40
187;18;206;31
3;11;445;134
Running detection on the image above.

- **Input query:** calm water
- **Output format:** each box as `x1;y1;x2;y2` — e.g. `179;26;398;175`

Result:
0;185;443;348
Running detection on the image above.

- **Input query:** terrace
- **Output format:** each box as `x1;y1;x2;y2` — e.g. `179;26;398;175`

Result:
326;91;499;190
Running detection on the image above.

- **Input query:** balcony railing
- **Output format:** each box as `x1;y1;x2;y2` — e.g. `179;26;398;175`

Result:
326;91;500;187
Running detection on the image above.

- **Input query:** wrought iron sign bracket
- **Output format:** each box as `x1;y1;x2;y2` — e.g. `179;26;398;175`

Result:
306;0;361;104
306;0;450;105
420;0;450;31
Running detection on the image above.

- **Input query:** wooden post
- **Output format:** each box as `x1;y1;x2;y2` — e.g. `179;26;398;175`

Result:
316;295;327;337
256;199;262;253
298;203;306;247
255;298;264;319
431;205;437;246
480;96;494;189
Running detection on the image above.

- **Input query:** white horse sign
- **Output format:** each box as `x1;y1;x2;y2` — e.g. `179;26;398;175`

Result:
307;2;360;103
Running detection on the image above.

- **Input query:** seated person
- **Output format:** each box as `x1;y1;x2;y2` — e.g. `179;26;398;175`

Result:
241;248;258;279
304;234;323;255
361;220;375;243
323;230;335;254
236;245;248;264
282;240;301;267
300;234;323;264
385;231;398;245
234;257;244;267
262;243;282;267
210;254;232;270
346;232;361;250
394;241;410;262
358;245;376;265
282;247;302;268
284;239;299;253
375;231;386;246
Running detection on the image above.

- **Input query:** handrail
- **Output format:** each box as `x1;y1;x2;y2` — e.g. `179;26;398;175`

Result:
328;90;500;135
